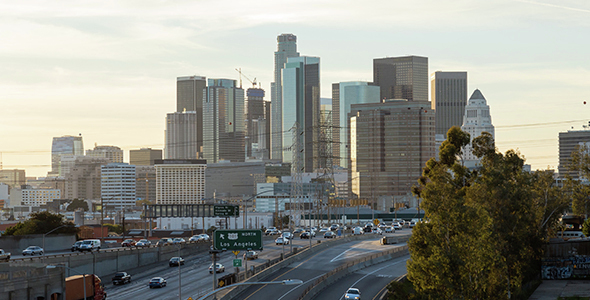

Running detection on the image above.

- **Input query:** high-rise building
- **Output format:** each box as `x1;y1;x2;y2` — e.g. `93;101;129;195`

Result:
559;129;590;179
50;135;84;176
282;56;320;172
165;111;198;160
203;79;245;163
155;159;206;205
461;89;495;169
431;71;468;138
135;165;156;203
332;82;380;168
373;56;428;101
0;169;26;190
64;156;109;201
177;76;207;154
86;145;124;163
245;88;270;159
130;148;163;166
101;163;136;209
348;100;435;201
271;34;300;160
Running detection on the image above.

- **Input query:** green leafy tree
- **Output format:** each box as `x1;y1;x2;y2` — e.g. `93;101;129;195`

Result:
66;199;89;212
4;211;78;236
103;223;123;234
582;219;590;237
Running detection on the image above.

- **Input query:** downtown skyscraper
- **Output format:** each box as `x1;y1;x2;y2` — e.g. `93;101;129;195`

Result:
165;111;198;159
177;76;207;154
431;71;468;138
271;34;299;161
50;135;84;176
282;56;320;172
373;56;428;101
203;79;245;163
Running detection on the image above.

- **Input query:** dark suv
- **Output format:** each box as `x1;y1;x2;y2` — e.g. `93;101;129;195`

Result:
112;272;131;285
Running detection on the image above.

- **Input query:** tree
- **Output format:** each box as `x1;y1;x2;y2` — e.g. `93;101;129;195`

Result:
103;223;123;234
407;128;567;299
3;211;78;236
66;199;89;212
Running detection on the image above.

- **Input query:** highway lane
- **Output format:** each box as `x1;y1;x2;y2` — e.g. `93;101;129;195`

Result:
231;234;409;300
311;255;409;300
105;237;316;300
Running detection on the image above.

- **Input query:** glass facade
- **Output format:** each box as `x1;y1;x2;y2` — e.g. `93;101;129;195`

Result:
51;135;84;175
431;71;468;138
373;56;428;102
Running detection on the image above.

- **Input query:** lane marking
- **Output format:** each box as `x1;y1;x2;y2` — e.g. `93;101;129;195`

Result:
372;284;390;300
276;273;326;300
338;257;409;300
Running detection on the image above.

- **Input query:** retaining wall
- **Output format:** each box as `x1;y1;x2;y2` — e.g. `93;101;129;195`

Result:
0;234;76;254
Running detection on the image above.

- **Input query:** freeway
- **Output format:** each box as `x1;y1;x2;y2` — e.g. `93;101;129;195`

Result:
311;255;409;300
230;235;409;300
105;236;320;300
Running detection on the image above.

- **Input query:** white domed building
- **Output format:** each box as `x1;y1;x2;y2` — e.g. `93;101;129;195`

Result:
461;89;495;169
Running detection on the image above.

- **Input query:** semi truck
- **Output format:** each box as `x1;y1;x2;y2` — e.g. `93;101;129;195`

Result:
65;274;106;300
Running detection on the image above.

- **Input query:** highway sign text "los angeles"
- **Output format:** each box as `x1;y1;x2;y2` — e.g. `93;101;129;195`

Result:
214;230;263;251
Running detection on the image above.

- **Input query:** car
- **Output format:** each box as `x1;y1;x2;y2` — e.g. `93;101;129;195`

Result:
22;246;44;256
136;239;152;247
330;224;339;231
344;287;361;300
319;228;329;233
324;231;336;238
199;234;210;241
169;257;185;267
244;251;258;260
148;277;167;288
79;239;101;251
353;227;364;235
275;237;290;245
293;228;303;234
281;232;293;239
265;227;277;235
121;239;136;247
300;232;311;239
156;238;173;246
71;241;83;252
269;229;282;236
373;228;383;235
112;272;131;285
172;238;186;244
309;230;317;237
189;235;200;242
393;222;402;230
384;226;394;233
209;263;225;274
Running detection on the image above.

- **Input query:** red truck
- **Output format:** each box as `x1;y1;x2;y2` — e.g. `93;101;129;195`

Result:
65;274;106;300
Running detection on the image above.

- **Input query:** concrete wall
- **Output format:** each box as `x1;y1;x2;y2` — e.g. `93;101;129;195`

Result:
0;264;65;300
0;234;76;254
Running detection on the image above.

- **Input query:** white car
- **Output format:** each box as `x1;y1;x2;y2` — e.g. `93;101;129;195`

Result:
209;263;225;274
393;222;402;230
275;237;290;245
136;239;152;247
344;287;361;300
172;238;186;244
199;234;210;241
22;246;44;255
373;228;383;235
189;235;200;242
384;226;394;233
353;227;364;235
281;232;293;239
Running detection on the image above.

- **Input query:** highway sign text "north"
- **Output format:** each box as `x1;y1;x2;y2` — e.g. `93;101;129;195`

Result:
214;230;263;251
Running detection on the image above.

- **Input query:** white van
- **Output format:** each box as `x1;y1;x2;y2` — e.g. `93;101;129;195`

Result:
78;239;101;251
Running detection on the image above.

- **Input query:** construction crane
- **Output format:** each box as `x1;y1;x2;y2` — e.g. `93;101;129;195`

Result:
235;68;258;89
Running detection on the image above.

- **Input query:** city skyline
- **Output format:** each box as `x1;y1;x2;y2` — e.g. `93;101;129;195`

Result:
1;0;589;177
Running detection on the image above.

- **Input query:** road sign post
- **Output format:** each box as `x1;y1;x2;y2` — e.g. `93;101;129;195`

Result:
214;230;263;251
233;259;242;267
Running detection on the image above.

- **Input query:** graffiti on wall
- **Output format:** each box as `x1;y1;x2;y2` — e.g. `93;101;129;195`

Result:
542;256;590;279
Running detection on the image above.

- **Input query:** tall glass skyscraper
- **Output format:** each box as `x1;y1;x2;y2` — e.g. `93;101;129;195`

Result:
431;71;468;138
271;34;299;161
203;79;245;163
51;135;84;176
373;56;428;101
177;76;207;153
332;82;380;168
282;56;320;172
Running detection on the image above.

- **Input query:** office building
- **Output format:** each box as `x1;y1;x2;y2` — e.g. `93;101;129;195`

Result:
64;156;109;201
101;163;136;209
135;165;156;203
130;148;163;166
154;159;206;205
282;56;320;172
461;89;495;169
246;88;270;159
348;100;435;201
0;169;26;190
205;161;265;198
11;186;60;207
431;71;468;138
50;135;84;176
271;34;300;160
332;82;380;168
373;56;428;101
177;76;207;154
86;145;123;163
203;79;245;163
559;129;590;179
165;111;199;160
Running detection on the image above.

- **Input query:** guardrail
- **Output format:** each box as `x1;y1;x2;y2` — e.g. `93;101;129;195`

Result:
296;244;410;300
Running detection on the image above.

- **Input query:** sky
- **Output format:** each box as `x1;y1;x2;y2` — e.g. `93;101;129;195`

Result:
1;0;589;177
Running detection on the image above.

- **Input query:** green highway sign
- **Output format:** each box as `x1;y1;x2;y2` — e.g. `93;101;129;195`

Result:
214;229;263;251
233;259;242;267
214;205;239;217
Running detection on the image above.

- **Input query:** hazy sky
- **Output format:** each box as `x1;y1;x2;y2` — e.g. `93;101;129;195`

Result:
1;0;589;177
